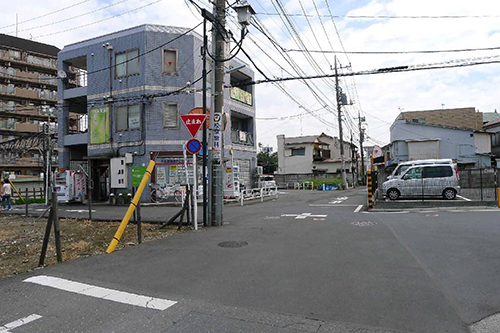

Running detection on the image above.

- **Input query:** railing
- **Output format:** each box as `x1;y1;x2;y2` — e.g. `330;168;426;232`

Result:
220;186;278;205
0;49;57;70
231;129;254;146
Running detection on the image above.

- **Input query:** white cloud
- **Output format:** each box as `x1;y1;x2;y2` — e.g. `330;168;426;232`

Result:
1;0;498;149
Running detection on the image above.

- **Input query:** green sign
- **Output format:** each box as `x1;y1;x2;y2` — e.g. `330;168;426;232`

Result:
131;166;147;187
89;107;110;144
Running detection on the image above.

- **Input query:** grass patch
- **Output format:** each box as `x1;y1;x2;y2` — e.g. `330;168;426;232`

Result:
12;198;46;205
0;215;182;278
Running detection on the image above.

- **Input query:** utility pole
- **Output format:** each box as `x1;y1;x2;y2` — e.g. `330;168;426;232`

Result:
211;0;226;226
334;56;347;189
358;112;365;185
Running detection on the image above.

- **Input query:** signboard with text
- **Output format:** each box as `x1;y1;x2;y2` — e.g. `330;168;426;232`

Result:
212;113;222;160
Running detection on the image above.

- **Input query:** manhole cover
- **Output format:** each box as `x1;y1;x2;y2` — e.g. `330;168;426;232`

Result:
351;221;377;227
262;216;280;220
218;241;248;248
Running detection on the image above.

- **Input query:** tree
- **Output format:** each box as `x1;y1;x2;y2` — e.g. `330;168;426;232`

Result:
257;143;278;174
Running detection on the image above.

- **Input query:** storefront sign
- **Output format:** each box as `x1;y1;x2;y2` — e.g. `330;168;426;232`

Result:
131;167;146;187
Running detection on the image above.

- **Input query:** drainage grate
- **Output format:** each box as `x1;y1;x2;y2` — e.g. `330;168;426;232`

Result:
351;221;377;227
218;241;248;248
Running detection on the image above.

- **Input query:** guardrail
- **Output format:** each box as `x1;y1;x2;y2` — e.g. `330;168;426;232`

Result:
222;186;278;206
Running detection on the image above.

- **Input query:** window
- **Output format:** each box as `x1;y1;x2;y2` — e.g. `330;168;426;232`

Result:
405;167;422;179
163;103;179;128
163;49;178;75
423;166;452;178
115;104;141;131
291;148;305;156
116;49;139;77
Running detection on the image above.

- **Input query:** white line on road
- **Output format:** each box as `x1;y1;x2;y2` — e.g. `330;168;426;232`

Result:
281;213;327;219
0;314;42;333
354;205;363;213
309;204;359;207
24;275;177;311
65;209;97;213
457;195;472;201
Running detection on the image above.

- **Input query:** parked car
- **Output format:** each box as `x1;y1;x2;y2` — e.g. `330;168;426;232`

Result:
387;159;454;180
382;164;460;200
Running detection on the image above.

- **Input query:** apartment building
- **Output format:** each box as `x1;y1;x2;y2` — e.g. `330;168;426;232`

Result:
0;34;60;176
58;24;257;201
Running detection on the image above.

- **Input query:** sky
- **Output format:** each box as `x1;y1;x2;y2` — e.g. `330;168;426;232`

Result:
1;0;499;150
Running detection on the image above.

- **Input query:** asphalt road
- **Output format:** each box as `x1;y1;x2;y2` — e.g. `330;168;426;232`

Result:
2;188;500;332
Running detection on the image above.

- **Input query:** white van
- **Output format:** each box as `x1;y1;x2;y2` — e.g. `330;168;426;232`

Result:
388;159;454;180
382;164;460;200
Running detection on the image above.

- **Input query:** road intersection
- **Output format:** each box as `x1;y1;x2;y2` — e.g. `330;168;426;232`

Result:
1;188;500;332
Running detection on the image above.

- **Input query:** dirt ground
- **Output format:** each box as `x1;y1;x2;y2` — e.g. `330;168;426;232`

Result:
0;214;183;278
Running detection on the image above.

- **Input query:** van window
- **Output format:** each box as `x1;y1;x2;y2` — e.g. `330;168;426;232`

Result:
405;167;422;179
423;166;452;178
395;165;411;176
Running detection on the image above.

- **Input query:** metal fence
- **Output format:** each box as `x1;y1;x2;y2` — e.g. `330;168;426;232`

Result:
458;168;499;201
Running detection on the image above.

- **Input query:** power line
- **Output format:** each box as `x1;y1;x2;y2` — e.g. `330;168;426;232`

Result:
4;22;202;83
33;0;164;39
0;0;91;30
7;0;130;34
254;13;500;19
284;45;500;54
233;55;500;86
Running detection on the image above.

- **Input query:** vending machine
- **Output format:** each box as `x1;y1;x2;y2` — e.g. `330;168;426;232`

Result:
55;170;87;203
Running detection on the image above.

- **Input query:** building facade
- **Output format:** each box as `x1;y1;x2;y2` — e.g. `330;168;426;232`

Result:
276;133;356;175
58;24;256;202
0;34;60;176
390;111;491;168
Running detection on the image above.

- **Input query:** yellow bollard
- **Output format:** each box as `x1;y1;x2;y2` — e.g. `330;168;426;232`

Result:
8;179;25;203
367;170;373;210
106;160;155;253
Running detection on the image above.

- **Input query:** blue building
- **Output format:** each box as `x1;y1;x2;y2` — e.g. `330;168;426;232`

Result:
389;109;491;168
57;25;256;201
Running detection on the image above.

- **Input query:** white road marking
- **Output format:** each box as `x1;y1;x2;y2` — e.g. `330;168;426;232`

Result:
329;201;342;204
361;211;409;214
457;195;472;201
354;205;363;213
24;275;177;311
281;213;327;219
309;204;359;207
65;209;97;213
0;314;42;333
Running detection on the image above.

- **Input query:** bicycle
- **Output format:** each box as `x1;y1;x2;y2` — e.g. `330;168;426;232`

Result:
150;184;183;203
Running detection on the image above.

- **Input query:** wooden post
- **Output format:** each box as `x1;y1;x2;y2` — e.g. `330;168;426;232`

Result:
25;188;29;215
32;187;36;200
40;187;43;199
38;208;54;267
52;190;63;263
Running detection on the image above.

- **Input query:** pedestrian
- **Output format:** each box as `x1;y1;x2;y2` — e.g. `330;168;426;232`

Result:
1;178;12;211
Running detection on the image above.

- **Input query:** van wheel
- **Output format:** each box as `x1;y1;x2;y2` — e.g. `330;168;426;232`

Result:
443;188;456;200
387;188;400;200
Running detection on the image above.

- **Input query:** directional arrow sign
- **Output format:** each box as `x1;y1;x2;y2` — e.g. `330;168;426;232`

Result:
180;114;207;137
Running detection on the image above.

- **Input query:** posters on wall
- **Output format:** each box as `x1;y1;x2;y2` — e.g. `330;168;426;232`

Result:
155;156;200;185
89;107;110;144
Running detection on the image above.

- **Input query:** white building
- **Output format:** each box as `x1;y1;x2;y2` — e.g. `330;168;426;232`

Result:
276;133;356;174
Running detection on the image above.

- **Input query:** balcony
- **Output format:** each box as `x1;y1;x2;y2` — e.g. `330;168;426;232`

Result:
231;129;254;146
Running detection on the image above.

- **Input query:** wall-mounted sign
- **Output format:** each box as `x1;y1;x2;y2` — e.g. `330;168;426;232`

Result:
89;107;110;144
230;87;252;106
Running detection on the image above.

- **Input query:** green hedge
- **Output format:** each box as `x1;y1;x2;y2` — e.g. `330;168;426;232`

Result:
305;177;343;189
12;198;46;205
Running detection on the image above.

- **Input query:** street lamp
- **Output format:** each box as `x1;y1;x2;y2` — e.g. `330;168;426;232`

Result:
234;0;255;26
